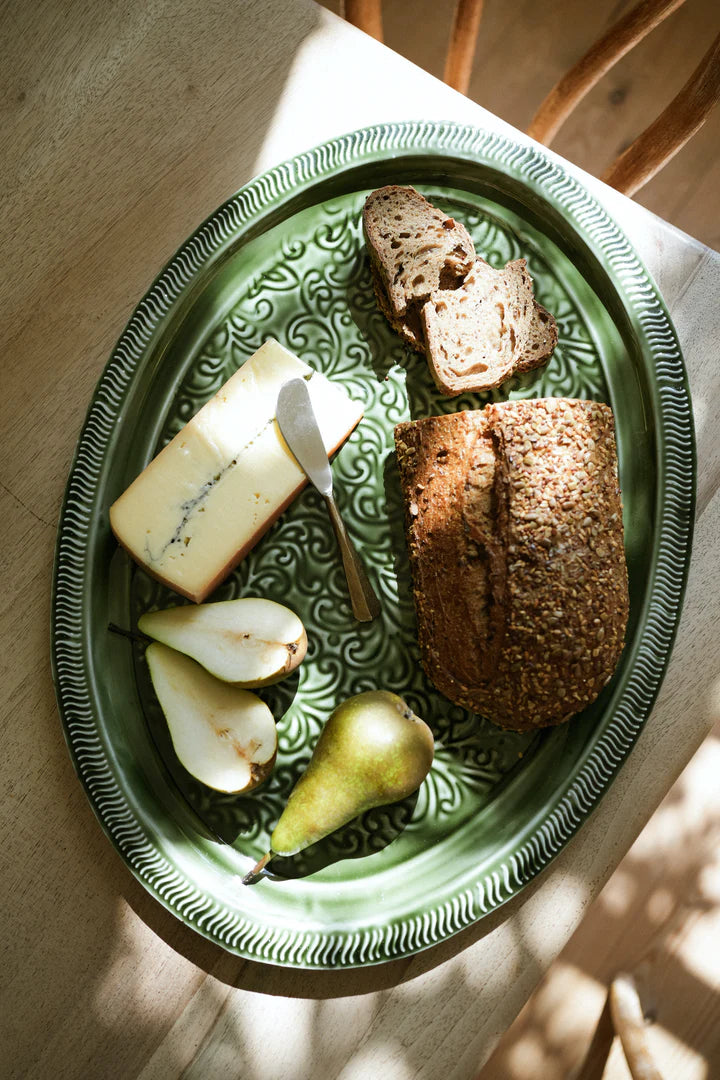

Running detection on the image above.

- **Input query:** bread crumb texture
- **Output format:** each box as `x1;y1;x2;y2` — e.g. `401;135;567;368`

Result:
363;185;475;315
363;186;558;394
423;258;558;394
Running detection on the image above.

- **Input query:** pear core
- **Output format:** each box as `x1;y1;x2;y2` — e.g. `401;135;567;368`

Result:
145;642;278;793
139;597;307;687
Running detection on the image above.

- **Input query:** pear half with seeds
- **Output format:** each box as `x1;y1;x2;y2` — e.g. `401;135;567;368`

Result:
139;597;307;688
146;642;277;793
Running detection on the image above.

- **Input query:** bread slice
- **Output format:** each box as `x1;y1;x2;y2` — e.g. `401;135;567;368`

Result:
362;186;475;318
421;259;558;395
362;185;557;393
394;399;628;731
370;262;425;353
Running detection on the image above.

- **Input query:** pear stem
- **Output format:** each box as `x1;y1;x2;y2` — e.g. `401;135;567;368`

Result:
242;851;274;885
108;622;151;645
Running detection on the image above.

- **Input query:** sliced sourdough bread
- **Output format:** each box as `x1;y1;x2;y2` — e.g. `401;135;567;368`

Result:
362;185;475;318
362;186;558;394
394;399;628;731
369;262;425;353
421;258;558;395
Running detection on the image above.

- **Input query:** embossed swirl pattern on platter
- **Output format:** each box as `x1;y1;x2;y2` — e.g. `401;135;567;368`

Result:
130;192;605;870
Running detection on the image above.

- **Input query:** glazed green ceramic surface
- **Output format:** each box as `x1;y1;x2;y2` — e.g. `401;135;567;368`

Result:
52;122;695;969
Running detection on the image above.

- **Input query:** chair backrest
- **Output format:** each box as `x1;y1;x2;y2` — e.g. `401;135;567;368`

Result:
341;0;720;197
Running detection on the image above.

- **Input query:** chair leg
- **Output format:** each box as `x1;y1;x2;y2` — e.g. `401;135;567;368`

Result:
342;0;383;42
608;972;664;1080
573;994;616;1080
574;972;664;1080
443;0;484;96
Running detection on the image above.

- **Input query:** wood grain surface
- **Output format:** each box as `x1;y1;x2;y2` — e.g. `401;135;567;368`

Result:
602;29;720;195
527;0;689;147
1;2;719;1078
481;716;720;1078
331;0;720;249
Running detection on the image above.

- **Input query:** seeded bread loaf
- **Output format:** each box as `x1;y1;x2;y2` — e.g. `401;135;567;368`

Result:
422;258;558;395
363;186;475;318
393;411;495;706
394;399;628;731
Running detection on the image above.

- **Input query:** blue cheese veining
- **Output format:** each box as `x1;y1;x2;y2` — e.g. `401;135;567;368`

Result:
109;339;364;602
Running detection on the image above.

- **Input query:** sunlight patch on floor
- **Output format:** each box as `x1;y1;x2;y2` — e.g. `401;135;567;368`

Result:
598;867;637;919
479;727;720;1079
492;961;606;1080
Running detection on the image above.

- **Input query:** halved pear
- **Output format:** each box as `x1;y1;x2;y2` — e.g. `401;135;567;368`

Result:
145;642;277;793
138;597;307;688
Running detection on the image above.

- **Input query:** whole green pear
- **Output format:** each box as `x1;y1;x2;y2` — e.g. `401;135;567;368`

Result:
244;690;434;881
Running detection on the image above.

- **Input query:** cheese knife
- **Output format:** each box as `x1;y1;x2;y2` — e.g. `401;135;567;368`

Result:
276;378;381;622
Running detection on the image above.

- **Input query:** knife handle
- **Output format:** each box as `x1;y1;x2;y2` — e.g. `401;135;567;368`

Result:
324;494;381;623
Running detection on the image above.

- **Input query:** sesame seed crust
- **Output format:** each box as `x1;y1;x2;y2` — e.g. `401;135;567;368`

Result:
394;399;629;732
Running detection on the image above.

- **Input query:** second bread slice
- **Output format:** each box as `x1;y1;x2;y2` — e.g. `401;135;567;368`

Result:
421;258;558;395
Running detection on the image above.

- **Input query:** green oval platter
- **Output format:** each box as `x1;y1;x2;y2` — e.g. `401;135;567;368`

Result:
51;122;695;969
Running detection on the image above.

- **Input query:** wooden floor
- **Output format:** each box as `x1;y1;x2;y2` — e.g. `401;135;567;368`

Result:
317;2;720;1075
322;0;720;250
478;716;720;1079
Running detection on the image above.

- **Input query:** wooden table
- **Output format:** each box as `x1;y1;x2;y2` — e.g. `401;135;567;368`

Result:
2;2;719;1077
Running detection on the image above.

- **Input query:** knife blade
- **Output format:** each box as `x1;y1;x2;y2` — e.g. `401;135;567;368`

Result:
276;378;334;496
276;378;380;622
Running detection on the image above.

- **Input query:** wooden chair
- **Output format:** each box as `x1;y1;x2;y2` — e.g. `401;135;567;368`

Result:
575;972;664;1080
341;0;720;196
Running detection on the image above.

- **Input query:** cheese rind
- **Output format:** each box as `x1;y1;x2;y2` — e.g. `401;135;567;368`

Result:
110;339;363;602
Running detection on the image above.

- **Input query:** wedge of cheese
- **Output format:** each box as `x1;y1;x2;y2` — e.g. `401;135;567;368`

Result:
110;339;364;602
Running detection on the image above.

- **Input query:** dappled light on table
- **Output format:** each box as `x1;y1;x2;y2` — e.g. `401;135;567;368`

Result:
478;730;720;1079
